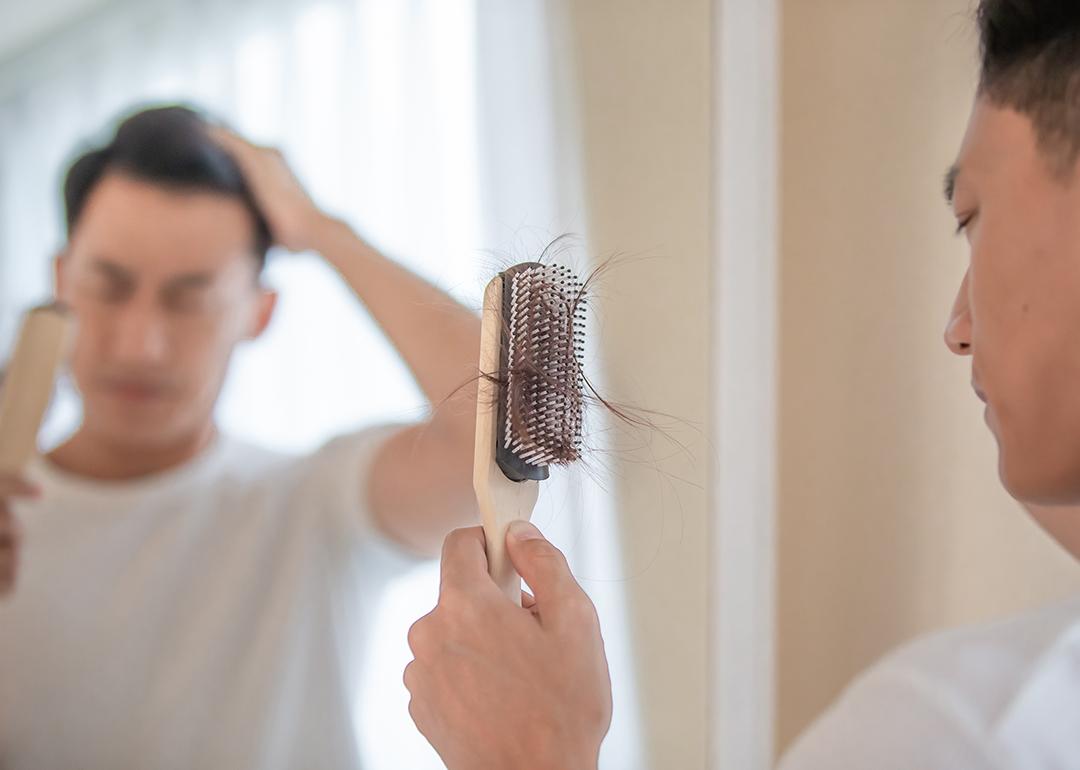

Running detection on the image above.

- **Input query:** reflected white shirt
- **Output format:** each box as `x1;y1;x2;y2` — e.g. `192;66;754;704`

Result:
0;425;420;770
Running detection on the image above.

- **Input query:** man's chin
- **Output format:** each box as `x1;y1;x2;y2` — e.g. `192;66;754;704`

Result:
999;456;1080;508
84;413;190;453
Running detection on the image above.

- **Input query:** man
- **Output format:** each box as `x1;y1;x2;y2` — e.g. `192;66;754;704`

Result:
404;1;1080;767
0;105;480;768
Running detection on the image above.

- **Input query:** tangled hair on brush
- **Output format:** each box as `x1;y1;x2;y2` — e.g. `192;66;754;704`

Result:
499;260;587;473
466;236;676;477
62;104;272;267
977;0;1080;172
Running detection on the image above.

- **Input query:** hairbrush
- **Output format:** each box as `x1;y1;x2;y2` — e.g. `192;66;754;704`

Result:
0;304;73;475
473;262;586;603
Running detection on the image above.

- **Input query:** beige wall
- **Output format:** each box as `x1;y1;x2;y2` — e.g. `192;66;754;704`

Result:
557;1;1080;765
561;1;712;767
778;0;1080;756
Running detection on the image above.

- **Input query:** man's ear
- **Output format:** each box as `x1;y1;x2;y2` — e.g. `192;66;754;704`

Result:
53;249;69;304
247;287;278;340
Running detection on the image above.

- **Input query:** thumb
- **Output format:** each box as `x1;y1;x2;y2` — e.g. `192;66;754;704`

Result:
505;521;582;610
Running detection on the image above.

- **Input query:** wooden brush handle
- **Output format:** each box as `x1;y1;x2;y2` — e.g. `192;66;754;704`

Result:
478;480;539;603
473;276;539;604
0;305;72;475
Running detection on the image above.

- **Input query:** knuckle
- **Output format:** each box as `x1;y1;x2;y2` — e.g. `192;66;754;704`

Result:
407;616;432;655
402;660;417;692
441;526;473;556
437;583;471;614
0;473;29;495
585;693;613;733
407;696;426;731
439;587;492;624
559;592;600;629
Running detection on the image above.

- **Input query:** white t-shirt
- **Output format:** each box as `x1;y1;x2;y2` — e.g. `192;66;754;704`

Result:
780;594;1080;770
0;426;421;770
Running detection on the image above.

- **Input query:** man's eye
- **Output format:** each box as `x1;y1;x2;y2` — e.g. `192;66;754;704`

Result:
955;213;976;235
95;282;131;303
166;291;208;313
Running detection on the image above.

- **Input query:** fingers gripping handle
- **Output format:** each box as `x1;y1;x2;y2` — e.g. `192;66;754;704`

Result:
481;479;539;604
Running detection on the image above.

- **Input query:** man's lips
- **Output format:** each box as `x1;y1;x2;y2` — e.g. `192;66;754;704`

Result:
104;378;172;401
972;380;988;404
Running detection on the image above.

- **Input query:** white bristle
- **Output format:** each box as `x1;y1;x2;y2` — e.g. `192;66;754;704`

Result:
503;264;586;467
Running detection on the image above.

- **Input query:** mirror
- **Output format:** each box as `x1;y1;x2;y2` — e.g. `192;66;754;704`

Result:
2;1;1079;769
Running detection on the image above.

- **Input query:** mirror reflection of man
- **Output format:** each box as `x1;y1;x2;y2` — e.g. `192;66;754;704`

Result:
0;106;480;768
404;1;1080;768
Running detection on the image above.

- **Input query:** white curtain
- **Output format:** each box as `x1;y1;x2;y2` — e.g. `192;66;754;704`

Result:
0;0;643;766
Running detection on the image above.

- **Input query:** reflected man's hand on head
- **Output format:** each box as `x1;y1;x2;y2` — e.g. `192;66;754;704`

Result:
405;523;612;770
208;126;326;254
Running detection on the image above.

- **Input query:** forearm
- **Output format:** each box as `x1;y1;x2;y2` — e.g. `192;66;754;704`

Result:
309;215;481;435
310;214;480;549
210;129;481;548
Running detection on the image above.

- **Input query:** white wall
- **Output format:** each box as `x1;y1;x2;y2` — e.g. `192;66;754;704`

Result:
0;0;115;62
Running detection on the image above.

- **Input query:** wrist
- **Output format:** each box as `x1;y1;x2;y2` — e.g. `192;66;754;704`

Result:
306;214;378;266
515;732;601;770
525;752;598;770
301;209;342;250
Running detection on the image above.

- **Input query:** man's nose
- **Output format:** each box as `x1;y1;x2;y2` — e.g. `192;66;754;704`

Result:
944;269;973;357
110;298;169;364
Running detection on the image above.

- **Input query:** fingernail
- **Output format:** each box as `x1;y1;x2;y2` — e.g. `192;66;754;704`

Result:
508;520;542;541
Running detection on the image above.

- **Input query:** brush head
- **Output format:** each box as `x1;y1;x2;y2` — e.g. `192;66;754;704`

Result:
496;262;587;482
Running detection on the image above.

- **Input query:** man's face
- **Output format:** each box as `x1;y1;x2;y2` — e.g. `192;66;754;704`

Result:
56;172;275;450
945;99;1080;505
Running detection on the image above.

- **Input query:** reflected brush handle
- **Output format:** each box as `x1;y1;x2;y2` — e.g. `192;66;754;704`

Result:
0;304;73;475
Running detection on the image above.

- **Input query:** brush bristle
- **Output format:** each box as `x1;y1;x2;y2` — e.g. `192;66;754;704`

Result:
503;264;586;467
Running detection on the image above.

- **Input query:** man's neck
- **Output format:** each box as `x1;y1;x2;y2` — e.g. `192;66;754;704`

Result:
46;423;218;482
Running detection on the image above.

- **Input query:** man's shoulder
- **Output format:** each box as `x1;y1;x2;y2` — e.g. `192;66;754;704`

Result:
835;595;1080;752
874;594;1080;719
780;596;1080;770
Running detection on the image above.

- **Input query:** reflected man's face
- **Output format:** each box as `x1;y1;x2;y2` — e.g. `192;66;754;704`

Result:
56;172;275;450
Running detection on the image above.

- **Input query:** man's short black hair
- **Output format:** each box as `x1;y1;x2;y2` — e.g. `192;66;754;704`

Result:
63;104;272;267
978;0;1080;173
